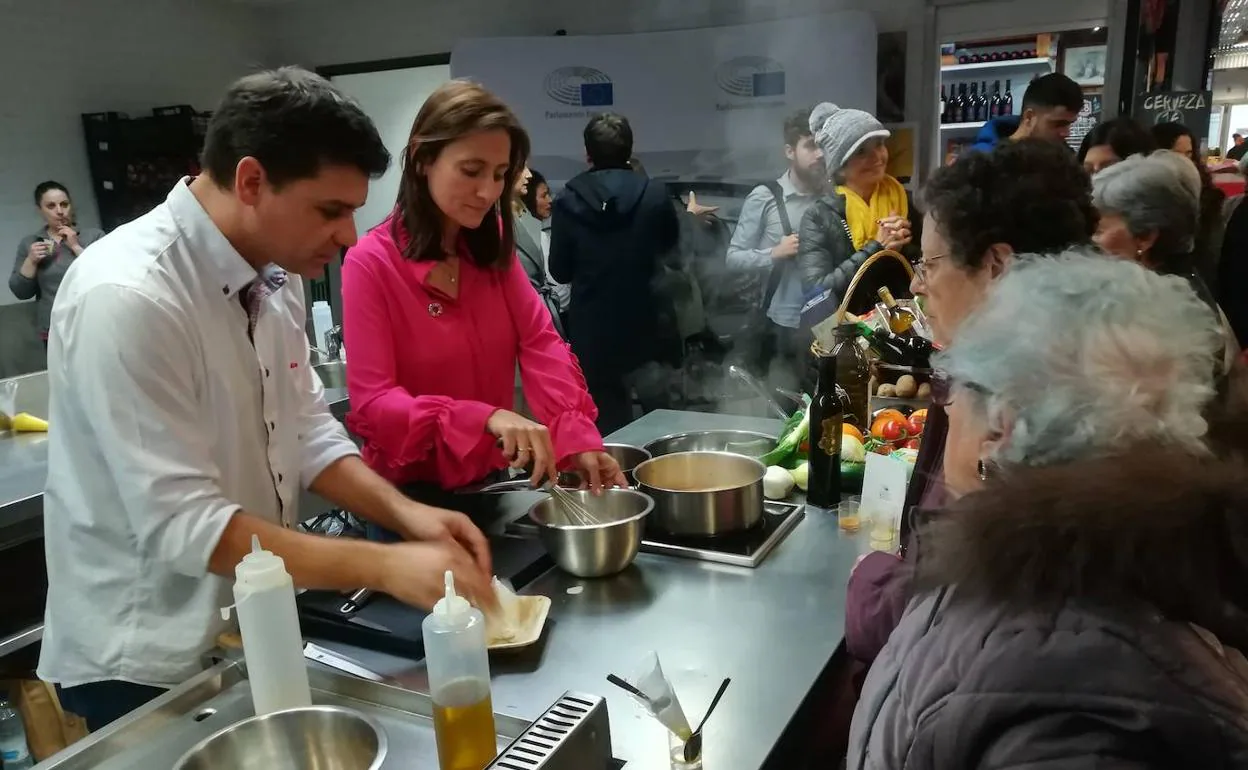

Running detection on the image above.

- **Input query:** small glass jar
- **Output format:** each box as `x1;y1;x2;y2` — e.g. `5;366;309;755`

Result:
669;730;703;770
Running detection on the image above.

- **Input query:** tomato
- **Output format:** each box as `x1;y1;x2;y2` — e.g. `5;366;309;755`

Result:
906;415;925;437
880;418;907;443
800;438;810;453
870;409;907;439
902;438;922;450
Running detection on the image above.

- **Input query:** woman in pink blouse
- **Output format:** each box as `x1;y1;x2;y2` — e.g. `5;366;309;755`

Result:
341;80;625;503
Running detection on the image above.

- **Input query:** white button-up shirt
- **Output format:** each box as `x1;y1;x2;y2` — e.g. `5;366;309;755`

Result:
38;179;359;689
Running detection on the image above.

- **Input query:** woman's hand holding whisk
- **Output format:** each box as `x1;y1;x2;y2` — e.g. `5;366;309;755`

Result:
487;409;559;487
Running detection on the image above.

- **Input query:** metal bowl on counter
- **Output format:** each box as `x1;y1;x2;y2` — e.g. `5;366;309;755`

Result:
174;705;386;770
528;488;653;578
604;443;651;478
644;430;776;459
633;451;766;536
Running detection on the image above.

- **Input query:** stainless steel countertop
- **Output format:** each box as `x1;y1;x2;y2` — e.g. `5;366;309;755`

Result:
318;409;861;770
0;386;350;536
0;386;352;658
0;432;48;536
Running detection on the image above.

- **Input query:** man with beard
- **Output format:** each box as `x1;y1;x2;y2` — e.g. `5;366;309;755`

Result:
727;107;824;388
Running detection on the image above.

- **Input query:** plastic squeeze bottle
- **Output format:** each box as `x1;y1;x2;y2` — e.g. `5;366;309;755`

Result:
311;300;334;352
423;571;497;770
226;535;312;716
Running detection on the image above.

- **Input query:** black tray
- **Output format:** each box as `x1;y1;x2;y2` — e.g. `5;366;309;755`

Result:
297;535;552;660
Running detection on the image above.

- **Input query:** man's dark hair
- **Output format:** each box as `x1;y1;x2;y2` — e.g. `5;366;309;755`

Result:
919;138;1097;270
584;113;633;169
1021;73;1084;114
1235;133;1244;141
1077;117;1156;164
1151;121;1195;159
33;181;69;206
201;66;390;189
783;106;813;148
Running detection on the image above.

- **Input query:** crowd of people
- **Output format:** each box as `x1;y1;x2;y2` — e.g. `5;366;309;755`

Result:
17;60;1248;764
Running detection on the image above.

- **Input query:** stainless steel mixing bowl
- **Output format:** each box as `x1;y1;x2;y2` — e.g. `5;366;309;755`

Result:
528;488;653;577
173;706;386;770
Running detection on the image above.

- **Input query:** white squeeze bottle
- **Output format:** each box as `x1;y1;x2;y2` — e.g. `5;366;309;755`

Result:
311;300;334;351
226;535;312;716
424;571;497;770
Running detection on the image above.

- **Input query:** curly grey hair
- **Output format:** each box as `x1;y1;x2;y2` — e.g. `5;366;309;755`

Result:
937;248;1221;468
1091;150;1200;266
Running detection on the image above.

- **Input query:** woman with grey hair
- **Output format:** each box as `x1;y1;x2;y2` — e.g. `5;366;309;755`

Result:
1093;151;1240;368
848;251;1248;768
796;103;919;314
1092;150;1202;274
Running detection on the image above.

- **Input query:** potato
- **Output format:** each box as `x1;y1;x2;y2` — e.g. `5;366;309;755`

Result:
917;382;932;400
877;383;897;398
895;374;918;398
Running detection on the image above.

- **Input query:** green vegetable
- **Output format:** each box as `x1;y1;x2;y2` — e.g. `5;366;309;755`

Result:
790;461;809;491
760;395;812;467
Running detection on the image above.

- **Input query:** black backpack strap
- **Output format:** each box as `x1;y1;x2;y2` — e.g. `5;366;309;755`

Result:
758;181;792;310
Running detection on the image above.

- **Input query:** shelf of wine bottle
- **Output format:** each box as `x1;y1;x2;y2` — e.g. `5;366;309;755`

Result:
941;58;1054;74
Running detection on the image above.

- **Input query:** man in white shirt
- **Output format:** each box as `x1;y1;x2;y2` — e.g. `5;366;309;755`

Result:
39;67;494;730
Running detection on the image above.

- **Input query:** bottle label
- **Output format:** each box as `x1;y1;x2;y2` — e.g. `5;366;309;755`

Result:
816;418;842;458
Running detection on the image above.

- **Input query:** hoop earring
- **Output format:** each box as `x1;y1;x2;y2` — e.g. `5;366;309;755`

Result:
977;459;990;481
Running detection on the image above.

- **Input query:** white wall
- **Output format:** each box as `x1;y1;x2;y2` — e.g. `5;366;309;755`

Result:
332;65;453;234
0;0;268;305
266;0;923;67
1213;68;1248;104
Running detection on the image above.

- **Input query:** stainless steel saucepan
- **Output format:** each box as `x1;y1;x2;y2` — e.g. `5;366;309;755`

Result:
632;451;766;536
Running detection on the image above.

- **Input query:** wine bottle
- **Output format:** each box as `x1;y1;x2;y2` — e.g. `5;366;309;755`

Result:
857;323;934;368
806;349;843;509
968;82;981;122
1003;79;1014;116
832;323;870;433
940;84;948;124
979;81;989;121
956;83;968;123
877;287;918;336
990;80;1002;119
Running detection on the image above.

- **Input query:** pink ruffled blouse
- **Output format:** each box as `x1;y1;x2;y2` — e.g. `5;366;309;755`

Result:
341;217;603;489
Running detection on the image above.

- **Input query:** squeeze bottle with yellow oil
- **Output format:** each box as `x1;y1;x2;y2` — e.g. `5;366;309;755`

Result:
423;571;497;770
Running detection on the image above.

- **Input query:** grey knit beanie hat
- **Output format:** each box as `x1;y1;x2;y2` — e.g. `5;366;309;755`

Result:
809;102;890;171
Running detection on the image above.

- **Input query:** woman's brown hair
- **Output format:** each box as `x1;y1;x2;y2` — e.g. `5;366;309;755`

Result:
392;79;531;268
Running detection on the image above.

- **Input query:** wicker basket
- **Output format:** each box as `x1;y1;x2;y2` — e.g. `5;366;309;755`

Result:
811;249;915;356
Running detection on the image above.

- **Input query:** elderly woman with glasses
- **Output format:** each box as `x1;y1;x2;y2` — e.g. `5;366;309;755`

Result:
844;139;1097;667
848;252;1248;769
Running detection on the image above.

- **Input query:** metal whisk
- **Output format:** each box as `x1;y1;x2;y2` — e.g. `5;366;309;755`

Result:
545;484;600;526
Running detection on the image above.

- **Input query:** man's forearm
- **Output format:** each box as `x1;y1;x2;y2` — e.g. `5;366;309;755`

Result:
308;455;414;535
209;510;388;590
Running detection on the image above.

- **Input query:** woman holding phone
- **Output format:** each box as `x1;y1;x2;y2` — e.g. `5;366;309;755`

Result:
10;181;104;346
341;81;625;528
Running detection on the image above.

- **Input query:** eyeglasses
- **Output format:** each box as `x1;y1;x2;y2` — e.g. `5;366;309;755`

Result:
913;253;947;284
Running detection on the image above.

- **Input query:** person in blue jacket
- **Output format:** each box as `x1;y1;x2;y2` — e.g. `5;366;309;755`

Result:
969;73;1083;153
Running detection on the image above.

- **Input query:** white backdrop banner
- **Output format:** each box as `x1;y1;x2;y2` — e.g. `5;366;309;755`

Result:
451;13;878;181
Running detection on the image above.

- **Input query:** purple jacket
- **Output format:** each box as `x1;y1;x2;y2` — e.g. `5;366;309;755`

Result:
845;393;948;664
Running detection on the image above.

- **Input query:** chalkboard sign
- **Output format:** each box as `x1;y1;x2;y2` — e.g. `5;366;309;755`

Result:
1067;93;1104;151
1137;90;1213;139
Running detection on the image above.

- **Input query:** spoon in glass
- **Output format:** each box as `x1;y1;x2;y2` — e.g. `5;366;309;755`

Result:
684;677;731;762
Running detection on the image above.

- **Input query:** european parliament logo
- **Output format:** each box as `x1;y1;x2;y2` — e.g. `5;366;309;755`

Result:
715;56;787;98
543;66;615;107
